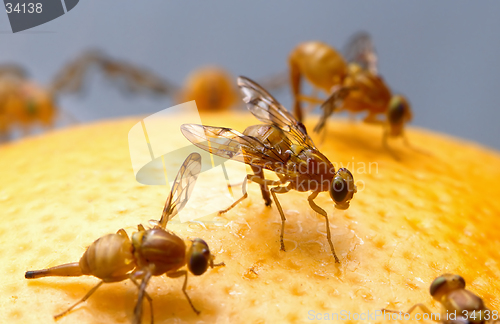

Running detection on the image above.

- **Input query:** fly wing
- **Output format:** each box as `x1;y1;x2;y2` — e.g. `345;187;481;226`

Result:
51;50;178;96
181;123;289;171
0;64;28;79
343;31;378;75
158;152;202;229
314;86;352;133
237;76;316;148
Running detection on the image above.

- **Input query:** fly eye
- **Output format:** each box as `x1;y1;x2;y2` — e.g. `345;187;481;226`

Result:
188;238;211;276
388;96;409;125
330;168;356;209
297;122;308;135
331;177;348;203
430;276;447;297
455;275;466;289
430;274;465;297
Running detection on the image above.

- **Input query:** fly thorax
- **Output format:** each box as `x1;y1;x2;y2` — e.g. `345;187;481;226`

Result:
134;229;186;276
243;125;291;155
444;290;486;313
304;151;332;176
290;144;305;156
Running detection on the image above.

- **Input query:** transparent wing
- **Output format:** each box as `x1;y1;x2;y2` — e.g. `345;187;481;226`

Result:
50;50;102;94
51;50;178;96
255;71;288;92
343;31;378;75
0;64;28;80
181;123;289;171
237;76;316;148
158;152;202;229
314;87;352;133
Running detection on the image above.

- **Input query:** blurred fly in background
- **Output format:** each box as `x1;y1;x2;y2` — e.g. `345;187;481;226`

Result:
0;51;287;142
0;2;498;149
289;32;413;156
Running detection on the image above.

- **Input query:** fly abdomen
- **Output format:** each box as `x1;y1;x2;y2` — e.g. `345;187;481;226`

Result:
25;262;82;279
79;233;135;282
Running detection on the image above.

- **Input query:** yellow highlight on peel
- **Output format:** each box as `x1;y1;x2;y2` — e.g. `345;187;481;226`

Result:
1;112;499;323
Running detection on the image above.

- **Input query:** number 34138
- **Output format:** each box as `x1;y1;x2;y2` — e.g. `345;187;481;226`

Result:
5;3;42;14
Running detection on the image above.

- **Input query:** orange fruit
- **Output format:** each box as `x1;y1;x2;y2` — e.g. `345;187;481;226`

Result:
1;112;499;323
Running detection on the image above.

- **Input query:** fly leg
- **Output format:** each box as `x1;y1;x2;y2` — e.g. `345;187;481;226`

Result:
251;165;272;206
26;255;130;320
25;261;92;320
363;112;384;125
290;57;304;121
269;185;292;251
382;304;434;319
305;89;320;114
133;269;153;324
297;92;325;123
382;128;400;161
298;94;325;105
308;190;340;263
53;281;104;320
218;175;249;215
167;270;200;315
218;174;283;215
364;113;400;160
129;276;154;324
403;134;432;156
314;106;331;134
319;122;328;146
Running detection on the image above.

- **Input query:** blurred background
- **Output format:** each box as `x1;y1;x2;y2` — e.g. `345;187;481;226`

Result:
1;1;499;150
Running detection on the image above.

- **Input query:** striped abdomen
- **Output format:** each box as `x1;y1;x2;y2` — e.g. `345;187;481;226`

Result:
79;233;136;282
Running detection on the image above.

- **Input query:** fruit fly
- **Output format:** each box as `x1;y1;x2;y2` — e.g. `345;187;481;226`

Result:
289;33;412;153
25;153;222;323
181;76;356;263
343;31;378;75
289;40;348;123
382;274;498;324
176;66;238;112
178;66;288;112
0;64;27;79
0;51;287;141
56;51;287;112
0;72;56;141
50;50;177;98
0;51;176;141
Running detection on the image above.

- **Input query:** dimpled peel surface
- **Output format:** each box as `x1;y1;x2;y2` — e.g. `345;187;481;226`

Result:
1;112;499;324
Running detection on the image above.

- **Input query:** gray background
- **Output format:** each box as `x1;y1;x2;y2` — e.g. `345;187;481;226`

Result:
1;1;499;150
